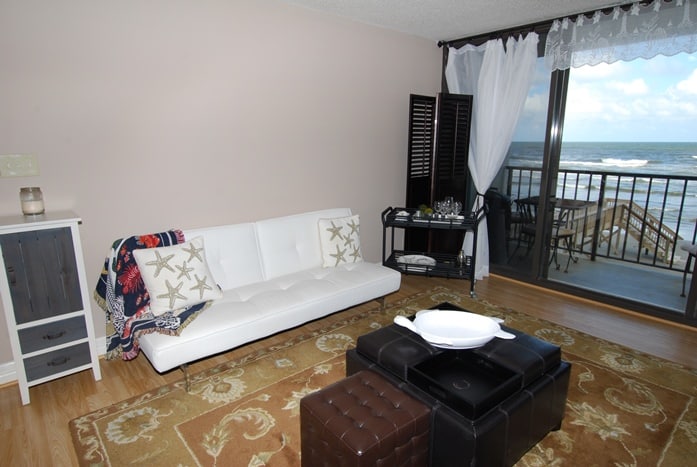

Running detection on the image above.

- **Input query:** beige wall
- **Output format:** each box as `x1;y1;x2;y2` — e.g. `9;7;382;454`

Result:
0;1;441;368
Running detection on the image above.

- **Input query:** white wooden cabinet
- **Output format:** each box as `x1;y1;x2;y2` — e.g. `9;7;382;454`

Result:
0;211;101;404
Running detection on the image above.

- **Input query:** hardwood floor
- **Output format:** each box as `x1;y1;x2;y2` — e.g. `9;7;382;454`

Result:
1;274;696;466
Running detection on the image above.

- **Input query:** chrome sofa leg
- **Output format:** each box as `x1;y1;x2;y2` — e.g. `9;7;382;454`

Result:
376;296;386;310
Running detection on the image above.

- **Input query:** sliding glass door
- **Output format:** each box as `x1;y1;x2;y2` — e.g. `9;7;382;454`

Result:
491;53;697;326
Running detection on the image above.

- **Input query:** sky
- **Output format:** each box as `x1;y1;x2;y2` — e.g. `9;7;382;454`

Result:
513;51;697;143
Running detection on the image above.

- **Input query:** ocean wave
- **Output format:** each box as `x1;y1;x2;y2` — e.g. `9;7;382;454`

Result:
559;158;649;169
601;158;649;168
563;181;587;189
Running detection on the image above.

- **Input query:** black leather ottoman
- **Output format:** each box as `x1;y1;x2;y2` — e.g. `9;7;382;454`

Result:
346;304;570;467
300;369;431;467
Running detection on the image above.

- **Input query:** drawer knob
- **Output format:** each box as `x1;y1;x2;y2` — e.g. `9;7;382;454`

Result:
47;356;69;367
43;330;66;340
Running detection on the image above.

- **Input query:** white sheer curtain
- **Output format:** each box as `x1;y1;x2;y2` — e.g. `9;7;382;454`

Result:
545;0;697;70
445;33;539;280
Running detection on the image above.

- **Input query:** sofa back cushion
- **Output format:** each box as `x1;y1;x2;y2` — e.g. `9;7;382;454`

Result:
256;208;352;280
183;223;263;290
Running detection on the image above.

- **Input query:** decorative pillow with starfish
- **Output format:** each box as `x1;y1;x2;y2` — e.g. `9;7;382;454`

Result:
133;236;222;315
318;215;363;268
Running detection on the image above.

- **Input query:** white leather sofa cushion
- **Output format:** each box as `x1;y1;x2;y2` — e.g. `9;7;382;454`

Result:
256;208;351;280
183;223;263;290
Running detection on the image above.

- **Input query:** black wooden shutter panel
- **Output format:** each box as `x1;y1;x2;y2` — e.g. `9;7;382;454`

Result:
407;94;435;180
406;94;437;212
435;93;472;181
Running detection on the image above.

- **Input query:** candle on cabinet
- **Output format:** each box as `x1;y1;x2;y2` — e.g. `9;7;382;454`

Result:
19;187;44;215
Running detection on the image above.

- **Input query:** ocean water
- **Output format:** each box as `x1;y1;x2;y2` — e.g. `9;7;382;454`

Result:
506;141;697;240
508;141;697;175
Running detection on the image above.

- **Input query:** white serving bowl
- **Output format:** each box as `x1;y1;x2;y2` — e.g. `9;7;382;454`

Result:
405;309;515;348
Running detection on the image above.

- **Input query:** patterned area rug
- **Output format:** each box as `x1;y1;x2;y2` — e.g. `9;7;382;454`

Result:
70;286;697;466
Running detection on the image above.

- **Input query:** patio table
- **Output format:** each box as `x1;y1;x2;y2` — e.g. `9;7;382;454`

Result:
514;196;594;271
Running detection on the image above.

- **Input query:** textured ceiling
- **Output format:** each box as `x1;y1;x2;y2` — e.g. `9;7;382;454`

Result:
281;0;624;42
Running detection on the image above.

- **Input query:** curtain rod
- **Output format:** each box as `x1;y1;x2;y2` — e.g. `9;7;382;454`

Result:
437;20;551;48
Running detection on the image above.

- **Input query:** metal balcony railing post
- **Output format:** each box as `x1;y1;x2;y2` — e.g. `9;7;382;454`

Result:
589;174;607;262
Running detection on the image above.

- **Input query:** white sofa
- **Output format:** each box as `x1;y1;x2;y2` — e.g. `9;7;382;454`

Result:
136;208;401;379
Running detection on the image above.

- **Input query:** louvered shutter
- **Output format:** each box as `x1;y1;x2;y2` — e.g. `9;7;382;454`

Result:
434;93;473;204
406;94;436;209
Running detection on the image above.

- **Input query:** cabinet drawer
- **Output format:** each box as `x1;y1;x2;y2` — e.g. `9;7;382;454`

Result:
23;342;91;382
18;316;88;354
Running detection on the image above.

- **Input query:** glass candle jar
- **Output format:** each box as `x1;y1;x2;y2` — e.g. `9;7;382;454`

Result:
20;187;44;215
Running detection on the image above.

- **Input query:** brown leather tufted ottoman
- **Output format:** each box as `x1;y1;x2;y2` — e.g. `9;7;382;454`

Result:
300;369;430;467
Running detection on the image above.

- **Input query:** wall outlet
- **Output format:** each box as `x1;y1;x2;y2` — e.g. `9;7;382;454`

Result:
0;154;39;177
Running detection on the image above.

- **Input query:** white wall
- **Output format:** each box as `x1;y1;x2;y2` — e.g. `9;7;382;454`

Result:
0;0;441;369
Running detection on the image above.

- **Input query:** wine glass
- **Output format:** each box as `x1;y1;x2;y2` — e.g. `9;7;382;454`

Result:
453;201;462;216
433;201;443;218
442;198;452;217
439;200;449;218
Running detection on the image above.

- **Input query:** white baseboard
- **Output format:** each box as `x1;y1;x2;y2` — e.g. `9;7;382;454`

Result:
96;336;106;357
0;360;16;386
0;336;107;386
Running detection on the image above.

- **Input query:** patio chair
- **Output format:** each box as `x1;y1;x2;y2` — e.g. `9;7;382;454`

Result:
550;225;576;272
509;200;525;240
509;197;538;261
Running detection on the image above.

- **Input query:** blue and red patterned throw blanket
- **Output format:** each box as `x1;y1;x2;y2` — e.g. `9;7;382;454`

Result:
94;230;207;361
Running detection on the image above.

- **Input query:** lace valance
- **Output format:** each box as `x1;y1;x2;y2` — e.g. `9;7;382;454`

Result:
545;0;697;70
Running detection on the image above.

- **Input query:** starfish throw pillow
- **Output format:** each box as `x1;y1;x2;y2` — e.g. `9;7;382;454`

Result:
318;215;363;267
133;236;222;315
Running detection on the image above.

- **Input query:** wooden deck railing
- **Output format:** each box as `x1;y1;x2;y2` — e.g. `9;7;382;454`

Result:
575;199;681;262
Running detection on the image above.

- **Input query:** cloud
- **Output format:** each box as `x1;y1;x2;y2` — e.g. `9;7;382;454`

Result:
566;83;604;115
570;61;627;80
522;92;547;114
514;54;697;141
606;78;649;95
562;55;697;140
676;69;697;95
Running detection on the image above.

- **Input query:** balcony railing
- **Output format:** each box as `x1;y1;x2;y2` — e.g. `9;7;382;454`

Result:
505;166;697;272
